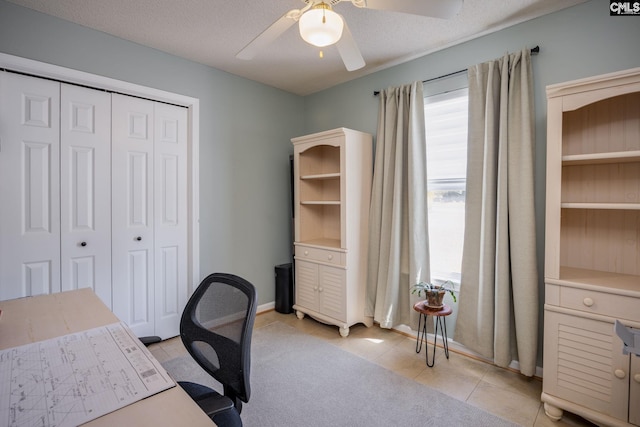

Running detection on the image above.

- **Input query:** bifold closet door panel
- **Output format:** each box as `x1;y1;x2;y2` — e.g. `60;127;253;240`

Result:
0;72;61;300
153;103;188;339
111;93;156;338
60;84;112;308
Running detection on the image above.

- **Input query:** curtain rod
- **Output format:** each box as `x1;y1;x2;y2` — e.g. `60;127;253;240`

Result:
373;45;540;96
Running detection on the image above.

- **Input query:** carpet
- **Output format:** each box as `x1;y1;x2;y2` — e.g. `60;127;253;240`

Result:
162;321;520;427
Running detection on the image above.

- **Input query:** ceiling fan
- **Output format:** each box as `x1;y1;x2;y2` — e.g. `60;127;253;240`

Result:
236;0;464;71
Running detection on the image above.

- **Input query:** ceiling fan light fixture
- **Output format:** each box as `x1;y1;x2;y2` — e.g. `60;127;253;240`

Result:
299;3;344;48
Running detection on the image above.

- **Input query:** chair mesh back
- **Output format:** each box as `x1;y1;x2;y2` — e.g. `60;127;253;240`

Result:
180;273;257;404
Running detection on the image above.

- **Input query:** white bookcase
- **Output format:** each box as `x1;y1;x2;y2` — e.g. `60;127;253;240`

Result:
542;68;640;427
292;128;372;337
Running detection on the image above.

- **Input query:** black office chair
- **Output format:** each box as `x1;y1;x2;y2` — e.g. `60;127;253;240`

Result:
178;273;257;427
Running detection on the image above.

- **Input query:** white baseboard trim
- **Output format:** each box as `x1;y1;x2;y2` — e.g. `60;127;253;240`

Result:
392;324;544;379
258;302;544;378
257;301;275;314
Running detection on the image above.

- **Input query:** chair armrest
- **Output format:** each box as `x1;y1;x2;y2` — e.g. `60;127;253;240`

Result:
196;394;235;417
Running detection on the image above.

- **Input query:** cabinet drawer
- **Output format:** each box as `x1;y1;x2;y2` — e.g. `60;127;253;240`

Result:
560;287;640;321
295;246;345;266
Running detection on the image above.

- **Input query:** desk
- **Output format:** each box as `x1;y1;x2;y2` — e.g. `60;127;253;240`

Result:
413;301;453;367
0;289;215;427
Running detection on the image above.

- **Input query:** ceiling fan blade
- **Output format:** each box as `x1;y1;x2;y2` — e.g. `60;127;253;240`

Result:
236;11;299;60
358;0;463;19
335;22;365;71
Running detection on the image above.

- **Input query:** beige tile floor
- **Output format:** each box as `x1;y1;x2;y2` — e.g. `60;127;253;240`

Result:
149;310;597;427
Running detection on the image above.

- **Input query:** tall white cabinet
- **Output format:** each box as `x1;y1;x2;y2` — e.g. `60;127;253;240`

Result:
542;68;640;427
292;128;372;337
0;70;191;339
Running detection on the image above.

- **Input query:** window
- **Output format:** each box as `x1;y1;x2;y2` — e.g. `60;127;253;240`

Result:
424;87;468;286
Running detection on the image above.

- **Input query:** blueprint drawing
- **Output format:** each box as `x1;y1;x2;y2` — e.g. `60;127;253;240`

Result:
0;322;175;427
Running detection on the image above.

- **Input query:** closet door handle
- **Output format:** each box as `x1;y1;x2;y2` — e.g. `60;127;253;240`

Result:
135;236;142;241
80;241;87;247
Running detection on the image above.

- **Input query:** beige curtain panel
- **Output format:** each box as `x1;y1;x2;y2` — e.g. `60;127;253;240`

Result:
455;49;539;376
366;81;430;330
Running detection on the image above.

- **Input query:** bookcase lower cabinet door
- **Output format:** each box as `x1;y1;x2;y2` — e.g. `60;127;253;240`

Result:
541;309;630;424
294;259;349;336
631;356;640;426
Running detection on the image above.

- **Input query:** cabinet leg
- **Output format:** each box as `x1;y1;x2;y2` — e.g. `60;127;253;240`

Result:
543;402;563;421
295;310;305;320
339;326;349;337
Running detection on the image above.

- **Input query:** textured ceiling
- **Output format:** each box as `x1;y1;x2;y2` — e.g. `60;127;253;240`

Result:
7;0;586;95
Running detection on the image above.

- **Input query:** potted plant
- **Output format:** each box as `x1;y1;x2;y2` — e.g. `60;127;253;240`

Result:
411;280;457;308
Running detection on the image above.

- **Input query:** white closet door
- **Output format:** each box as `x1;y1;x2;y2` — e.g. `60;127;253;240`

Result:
153;103;188;338
0;72;60;300
111;93;155;338
60;84;112;308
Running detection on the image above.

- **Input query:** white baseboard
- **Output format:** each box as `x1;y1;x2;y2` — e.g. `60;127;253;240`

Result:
257;301;275;314
259;302;544;378
391;324;544;378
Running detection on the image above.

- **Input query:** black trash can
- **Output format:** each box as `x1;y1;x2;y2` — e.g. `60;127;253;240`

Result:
275;263;294;314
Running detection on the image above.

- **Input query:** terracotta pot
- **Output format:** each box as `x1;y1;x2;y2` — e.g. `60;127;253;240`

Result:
426;289;445;308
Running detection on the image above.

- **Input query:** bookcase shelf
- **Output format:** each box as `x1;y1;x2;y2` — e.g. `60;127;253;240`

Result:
562;150;640;165
560;203;640;210
300;173;341;180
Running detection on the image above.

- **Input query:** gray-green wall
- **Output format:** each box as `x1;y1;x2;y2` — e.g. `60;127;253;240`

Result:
1;0;639;365
0;0;305;306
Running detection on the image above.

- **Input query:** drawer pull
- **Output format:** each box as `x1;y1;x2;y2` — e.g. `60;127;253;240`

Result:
304;250;309;256
583;297;594;307
635;374;640;384
328;254;333;260
614;369;626;379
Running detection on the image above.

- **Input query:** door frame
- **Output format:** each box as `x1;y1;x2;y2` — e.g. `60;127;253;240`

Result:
0;52;201;296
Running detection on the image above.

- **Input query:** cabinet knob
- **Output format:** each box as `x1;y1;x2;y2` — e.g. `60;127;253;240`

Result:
635;374;640;384
614;369;626;379
136;236;142;241
328;254;333;260
318;287;323;293
304;250;309;256
583;297;594;307
80;241;87;247
313;286;318;291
